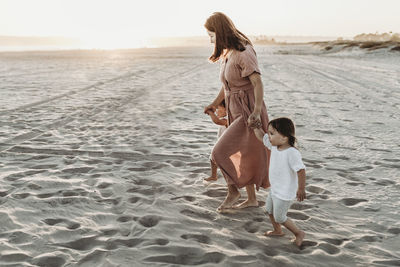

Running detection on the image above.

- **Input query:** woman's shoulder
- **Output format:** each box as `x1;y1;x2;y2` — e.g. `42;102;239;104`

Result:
234;44;257;63
238;44;255;54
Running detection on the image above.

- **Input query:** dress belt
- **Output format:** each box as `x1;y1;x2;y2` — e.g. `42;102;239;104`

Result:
225;87;253;126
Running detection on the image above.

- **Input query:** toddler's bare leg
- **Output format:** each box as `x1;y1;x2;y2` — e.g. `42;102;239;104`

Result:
204;160;218;181
264;214;284;236
282;218;305;247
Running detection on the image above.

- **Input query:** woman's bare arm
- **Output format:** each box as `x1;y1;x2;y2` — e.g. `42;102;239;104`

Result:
204;86;225;114
247;73;264;127
249;73;263;113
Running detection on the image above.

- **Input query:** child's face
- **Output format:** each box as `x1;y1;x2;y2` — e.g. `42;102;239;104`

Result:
267;125;288;146
216;105;226;118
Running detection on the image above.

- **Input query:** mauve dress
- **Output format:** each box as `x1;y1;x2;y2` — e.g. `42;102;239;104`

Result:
211;44;270;190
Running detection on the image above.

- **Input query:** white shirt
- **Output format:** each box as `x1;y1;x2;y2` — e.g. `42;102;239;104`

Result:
263;134;306;201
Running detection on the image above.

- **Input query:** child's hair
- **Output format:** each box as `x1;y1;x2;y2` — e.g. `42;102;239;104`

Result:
218;99;225;108
268;117;297;147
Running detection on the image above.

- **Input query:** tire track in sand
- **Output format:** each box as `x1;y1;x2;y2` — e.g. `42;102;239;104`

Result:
0;62;207;155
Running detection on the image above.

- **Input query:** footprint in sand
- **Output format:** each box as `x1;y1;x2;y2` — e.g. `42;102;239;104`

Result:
346;182;366;186
356;235;382;242
32;255;66;267
315;129;334;134
290;203;315;210
180;209;216;221
43;218;81;230
339;198;368;206
170;195;196;202
138;215;161;227
243;221;260;233
202;188;226;198
306;185;328;194
181;234;211;244
12;192;30;199
117;216;132;223
253;217;265;222
374;179;396;186
101;229;119;236
128;196;141;203
364;207;380;212
317;242;341;255
299;240;318;250
57;236;99;251
230;238;253;249
388;227;400;235
372;260;400;266
1;252;32;263
143;251;225;265
287;211;310;221
321;238;348;246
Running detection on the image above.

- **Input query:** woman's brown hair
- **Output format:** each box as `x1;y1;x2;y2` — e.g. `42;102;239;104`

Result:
204;12;252;62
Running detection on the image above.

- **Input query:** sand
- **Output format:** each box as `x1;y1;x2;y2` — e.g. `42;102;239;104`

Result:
0;45;399;266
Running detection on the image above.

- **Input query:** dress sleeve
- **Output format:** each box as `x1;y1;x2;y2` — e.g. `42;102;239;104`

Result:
288;149;306;172
262;134;272;150
238;46;261;78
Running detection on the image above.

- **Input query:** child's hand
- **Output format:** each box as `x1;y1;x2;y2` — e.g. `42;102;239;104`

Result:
204;104;216;114
206;110;214;116
296;188;306;202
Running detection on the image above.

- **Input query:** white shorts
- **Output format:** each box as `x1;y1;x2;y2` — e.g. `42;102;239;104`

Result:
265;193;292;223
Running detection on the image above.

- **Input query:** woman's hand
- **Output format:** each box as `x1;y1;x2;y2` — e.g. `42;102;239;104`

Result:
204;104;216;114
247;110;261;129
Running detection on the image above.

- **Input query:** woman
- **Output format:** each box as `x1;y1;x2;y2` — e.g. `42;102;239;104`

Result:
204;12;270;212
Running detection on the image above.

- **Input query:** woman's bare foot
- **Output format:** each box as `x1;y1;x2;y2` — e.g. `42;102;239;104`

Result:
233;199;258;209
217;192;240;212
293;231;305;247
264;230;285;237
204;176;217;182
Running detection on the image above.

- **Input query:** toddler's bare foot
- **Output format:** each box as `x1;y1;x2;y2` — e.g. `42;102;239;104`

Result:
293;231;305;247
204;176;217;182
233;199;258;209
217;192;240;212
264;230;285;237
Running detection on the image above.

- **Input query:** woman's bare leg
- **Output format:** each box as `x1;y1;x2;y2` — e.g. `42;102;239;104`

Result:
234;184;258;209
217;184;240;212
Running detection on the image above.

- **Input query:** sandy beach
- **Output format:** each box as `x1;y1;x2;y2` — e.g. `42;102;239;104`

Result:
0;45;399;266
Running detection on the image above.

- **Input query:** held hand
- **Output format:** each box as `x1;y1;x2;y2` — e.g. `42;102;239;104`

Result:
206;110;214;116
204;104;216;114
247;111;261;129
296;188;306;202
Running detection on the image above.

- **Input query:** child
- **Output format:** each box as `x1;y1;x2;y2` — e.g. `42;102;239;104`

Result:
253;117;306;247
205;100;228;182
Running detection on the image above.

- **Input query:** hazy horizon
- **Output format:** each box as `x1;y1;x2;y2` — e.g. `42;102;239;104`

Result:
1;0;399;50
0;34;347;51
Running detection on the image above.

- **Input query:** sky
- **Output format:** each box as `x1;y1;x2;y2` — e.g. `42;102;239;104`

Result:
1;0;400;48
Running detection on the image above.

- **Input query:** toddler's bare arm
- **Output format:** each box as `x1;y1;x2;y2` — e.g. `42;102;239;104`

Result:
296;169;306;201
253;128;265;143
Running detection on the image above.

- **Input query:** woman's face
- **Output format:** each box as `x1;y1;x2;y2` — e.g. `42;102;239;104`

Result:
207;30;216;44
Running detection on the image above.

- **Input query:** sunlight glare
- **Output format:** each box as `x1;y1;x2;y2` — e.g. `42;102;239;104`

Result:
80;34;151;49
